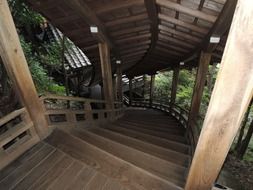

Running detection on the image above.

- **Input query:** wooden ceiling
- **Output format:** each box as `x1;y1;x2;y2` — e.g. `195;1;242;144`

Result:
25;0;235;77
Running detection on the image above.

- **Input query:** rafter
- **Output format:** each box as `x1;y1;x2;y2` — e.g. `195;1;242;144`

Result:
94;0;144;14
159;14;209;34
157;0;217;23
105;13;148;27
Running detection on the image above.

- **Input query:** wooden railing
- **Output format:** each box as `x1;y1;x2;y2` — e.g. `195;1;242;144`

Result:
127;98;203;156
0;108;39;169
40;95;124;128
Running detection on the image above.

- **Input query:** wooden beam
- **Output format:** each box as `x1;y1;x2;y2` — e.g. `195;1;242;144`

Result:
116;63;123;102
98;43;114;110
188;52;212;128
63;0;118;55
149;75;155;105
111;25;150;37
94;0;144;14
157;0;217;23
185;0;253;189
0;0;48;139
116;33;151;44
170;67;180;105
105;13;148;27
159;34;195;49
129;78;133;106
159;14;209;34
159;25;202;43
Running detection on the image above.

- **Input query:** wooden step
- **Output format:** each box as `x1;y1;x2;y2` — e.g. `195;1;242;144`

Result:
46;129;183;190
105;125;190;154
117;117;183;128
0;143;55;190
115;123;187;143
70;128;187;186
118;120;185;135
88;127;190;167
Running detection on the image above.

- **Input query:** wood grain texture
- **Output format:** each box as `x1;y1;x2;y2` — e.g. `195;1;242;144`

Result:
0;0;48;139
185;0;253;189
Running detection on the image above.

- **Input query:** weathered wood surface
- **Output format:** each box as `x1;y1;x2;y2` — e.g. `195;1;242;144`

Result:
185;0;253;189
99;43;115;110
0;0;48;139
188;52;212;129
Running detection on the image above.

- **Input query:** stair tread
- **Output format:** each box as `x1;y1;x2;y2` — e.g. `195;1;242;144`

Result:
117;120;185;134
106;124;190;153
89;127;190;166
46;129;184;190
114;123;187;143
70;127;187;186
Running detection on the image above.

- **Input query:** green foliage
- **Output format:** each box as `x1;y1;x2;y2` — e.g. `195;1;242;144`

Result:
20;36;65;94
8;0;44;26
154;72;173;101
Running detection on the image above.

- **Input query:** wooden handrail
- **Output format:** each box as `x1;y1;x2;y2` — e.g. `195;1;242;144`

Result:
40;94;106;104
0;108;26;126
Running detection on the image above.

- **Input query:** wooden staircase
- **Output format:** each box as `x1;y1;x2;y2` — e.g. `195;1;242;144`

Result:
0;109;191;190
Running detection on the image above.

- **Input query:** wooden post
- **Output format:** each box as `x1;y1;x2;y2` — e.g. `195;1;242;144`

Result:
142;75;146;98
149;75;155;106
188;51;212;128
185;0;253;189
129;78;133;106
0;0;48;139
170;67;180;106
98;43;114;110
116;63;123;102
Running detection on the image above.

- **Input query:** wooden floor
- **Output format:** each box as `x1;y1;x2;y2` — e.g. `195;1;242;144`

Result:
0;109;191;190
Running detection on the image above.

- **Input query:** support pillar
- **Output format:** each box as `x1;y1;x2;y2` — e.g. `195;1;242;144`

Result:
188;51;212;128
98;43;114;110
149;75;155;106
116;63;123;102
185;0;253;189
170;67;180;106
129;78;133;106
0;0;48;139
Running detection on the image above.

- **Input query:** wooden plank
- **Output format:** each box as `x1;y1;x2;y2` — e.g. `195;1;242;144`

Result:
94;0;144;14
185;0;253;189
188;52;211;130
106;125;190;153
46;129;183;190
12;150;64;190
47;160;84;190
0;0;48;139
99;43;114;110
0;122;33;147
89;127;190;166
85;172;108;190
159;25;202;43
116;63;123;102
0;142;44;181
159;14;209;34
71;128;186;187
0;108;25;126
157;0;217;23
103;179;124;190
66;166;96;190
0;143;55;189
27;155;74;190
105;13;148;27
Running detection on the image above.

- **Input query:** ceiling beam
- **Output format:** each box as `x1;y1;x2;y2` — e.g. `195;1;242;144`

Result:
126;0;159;76
157;0;217;23
183;0;238;62
63;0;120;59
105;13;148;27
159;25;202;43
94;0;144;14
159;14;209;34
